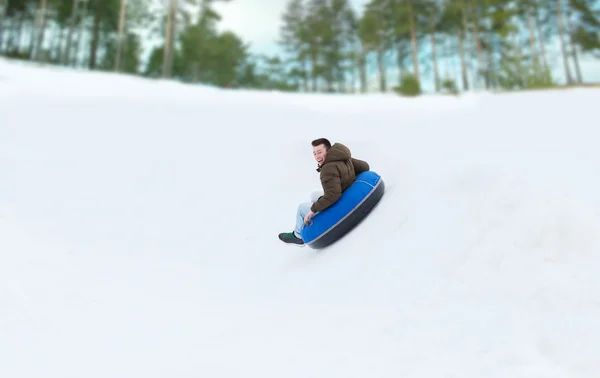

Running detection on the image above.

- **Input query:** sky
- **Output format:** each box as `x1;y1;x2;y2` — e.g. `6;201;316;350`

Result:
212;0;369;57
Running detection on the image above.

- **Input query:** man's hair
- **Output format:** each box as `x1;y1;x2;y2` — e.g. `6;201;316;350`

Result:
311;138;331;150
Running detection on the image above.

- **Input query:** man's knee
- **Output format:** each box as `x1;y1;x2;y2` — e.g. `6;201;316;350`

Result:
310;191;323;203
297;202;311;215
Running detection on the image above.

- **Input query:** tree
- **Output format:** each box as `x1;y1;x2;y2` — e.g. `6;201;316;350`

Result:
278;0;310;91
1;0;597;93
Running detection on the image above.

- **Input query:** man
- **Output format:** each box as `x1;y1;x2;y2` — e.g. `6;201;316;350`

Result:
278;138;370;246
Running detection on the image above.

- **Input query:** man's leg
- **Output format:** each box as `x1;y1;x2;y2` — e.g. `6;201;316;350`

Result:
279;190;324;245
294;191;324;238
294;202;312;238
310;190;324;203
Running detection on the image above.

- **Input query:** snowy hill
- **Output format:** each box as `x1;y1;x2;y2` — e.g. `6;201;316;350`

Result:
2;57;600;378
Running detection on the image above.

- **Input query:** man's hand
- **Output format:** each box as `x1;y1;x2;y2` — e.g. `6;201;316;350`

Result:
304;210;315;225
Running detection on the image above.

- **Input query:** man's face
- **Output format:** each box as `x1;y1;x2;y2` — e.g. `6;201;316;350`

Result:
313;144;328;166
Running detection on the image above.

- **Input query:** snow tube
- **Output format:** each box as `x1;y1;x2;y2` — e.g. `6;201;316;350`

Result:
301;171;385;249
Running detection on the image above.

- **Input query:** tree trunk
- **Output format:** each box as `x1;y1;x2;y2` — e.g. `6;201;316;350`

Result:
534;0;549;72
526;2;539;69
396;42;406;79
359;46;367;93
349;55;356;93
468;0;485;86
0;6;12;53
7;12;22;54
309;39;318;91
89;0;105;70
556;0;573;84
483;49;490;88
325;61;334;92
63;0;77;65
191;62;199;82
33;0;47;61
443;36;451;79
73;0;89;67
54;27;65;63
407;0;419;80
302;57;309;92
0;0;8;51
337;65;346;93
376;47;386;92
115;0;127;72
6;12;17;53
512;30;525;87
459;1;473;88
457;29;469;90
163;0;177;78
16;12;25;54
565;7;583;83
16;13;26;55
429;12;440;92
28;21;37;58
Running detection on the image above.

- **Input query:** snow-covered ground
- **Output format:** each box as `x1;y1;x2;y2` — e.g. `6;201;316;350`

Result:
2;57;600;378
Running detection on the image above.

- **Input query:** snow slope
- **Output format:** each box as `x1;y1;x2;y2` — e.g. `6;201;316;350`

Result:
2;57;600;378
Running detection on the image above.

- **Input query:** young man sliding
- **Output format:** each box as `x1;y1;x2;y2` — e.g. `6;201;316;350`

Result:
278;138;370;246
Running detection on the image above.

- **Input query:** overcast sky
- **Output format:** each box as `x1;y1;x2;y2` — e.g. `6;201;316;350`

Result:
212;0;369;56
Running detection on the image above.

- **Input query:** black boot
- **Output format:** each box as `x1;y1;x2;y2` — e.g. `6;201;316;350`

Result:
278;231;305;246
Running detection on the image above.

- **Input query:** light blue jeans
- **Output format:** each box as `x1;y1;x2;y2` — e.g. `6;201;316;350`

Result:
294;190;324;239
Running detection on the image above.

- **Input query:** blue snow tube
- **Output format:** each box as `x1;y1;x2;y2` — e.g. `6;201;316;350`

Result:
301;170;385;249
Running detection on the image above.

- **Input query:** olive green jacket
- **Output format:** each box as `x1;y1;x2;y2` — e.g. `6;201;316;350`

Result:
311;143;370;213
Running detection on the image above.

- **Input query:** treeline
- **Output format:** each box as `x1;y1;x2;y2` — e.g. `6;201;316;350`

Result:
0;0;296;90
279;0;600;93
0;0;598;94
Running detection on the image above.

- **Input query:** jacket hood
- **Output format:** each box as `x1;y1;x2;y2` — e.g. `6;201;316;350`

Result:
326;143;351;162
317;143;351;171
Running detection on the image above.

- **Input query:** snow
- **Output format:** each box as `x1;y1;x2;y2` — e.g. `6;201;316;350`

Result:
2;57;600;378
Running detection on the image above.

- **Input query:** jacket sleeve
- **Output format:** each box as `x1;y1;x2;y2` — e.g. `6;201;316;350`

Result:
352;158;370;175
311;165;342;213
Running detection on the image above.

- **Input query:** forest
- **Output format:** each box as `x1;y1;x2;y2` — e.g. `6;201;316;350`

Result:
0;0;598;94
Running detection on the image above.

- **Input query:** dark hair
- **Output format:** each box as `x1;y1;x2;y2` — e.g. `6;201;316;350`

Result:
311;138;331;150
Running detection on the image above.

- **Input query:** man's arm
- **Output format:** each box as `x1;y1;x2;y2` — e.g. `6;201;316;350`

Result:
310;166;342;213
352;158;370;175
